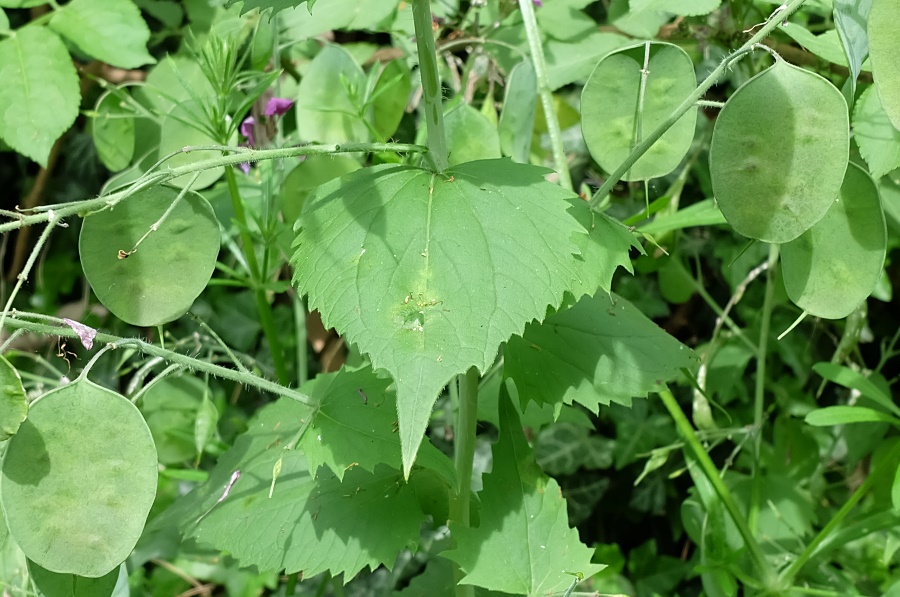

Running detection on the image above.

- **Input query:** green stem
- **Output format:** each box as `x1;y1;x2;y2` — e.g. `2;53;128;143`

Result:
0;143;426;235
0;214;61;333
224;166;289;385
450;367;479;597
779;439;900;585
293;294;309;385
517;0;573;191
588;0;808;208
3;312;317;407
749;244;779;534
412;0;449;172
658;387;775;586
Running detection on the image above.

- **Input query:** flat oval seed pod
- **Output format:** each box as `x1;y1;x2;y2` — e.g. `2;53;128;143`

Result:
710;60;849;243
868;0;900;130
1;380;157;577
582;41;697;181
79;185;220;327
781;162;886;319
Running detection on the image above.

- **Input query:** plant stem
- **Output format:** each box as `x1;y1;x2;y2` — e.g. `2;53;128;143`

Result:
780;438;900;584
749;244;779;534
0;143;426;235
2;312;317;407
224;166;289;385
0;214;61;332
658;387;775;586
517;0;573;191
588;0;809;208
412;0;449;172
450;367;479;597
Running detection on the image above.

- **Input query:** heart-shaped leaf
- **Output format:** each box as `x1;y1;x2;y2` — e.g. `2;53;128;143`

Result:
582;41;697;181
781;162;886;319
79;185;220;327
1;380;157;577
291;159;583;475
710;59;849;243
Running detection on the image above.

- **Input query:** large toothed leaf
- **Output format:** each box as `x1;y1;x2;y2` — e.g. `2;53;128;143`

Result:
291;159;584;475
166;397;431;580
504;293;697;412
442;390;604;596
0;27;79;166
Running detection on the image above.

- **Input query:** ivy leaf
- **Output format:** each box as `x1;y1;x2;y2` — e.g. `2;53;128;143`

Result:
49;0;155;69
442;390;604;595
0;27;79;166
504;293;697;412
299;367;457;484
168;397;430;580
291;159;583;476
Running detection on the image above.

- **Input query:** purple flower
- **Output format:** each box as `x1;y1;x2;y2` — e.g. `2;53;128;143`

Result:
533;0;542;6
240;116;256;146
265;97;294;117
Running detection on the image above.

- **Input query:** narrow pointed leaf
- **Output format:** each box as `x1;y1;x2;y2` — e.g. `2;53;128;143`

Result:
834;0;872;103
442;390;604;595
869;0;900;130
710;60;849;243
291;159;583;475
504;293;697;412
1;380;157;577
499;60;537;163
582;42;697;181
0;27;79;166
92;89;136;172
805;406;900;427
781;162;886;319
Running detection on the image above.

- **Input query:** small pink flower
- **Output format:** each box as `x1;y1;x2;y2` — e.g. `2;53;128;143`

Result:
265;97;294;117
240;116;256;146
533;0;542;6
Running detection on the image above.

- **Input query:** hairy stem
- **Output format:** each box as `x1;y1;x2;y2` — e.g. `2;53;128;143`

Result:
517;0;573;191
412;0;449;171
588;0;808;208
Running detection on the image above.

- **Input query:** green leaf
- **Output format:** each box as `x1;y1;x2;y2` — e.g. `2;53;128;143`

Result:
710;59;850;243
504;293;697;412
291;160;583;475
281;0;397;39
442;391;604;595
79;185;221;327
139;55;215;114
582;42;698;181
892;464;900;511
168;397;429;580
778;25;859;70
49;0;155;69
296;44;370;143
537;0;596;40
91;89;136;172
638;198;727;235
0;27;79;166
0;8;9;31
226;0;311;16
805;406;900;426
371;59;411;142
143;375;207;464
158;102;224;189
869;0;900;130
193;394;219;458
813;362;900;417
27;559;119;597
535;423;614;476
781;162;886;319
445;105;502;166
566;199;642;298
545;31;629;90
854;85;900;179
608;0;668;38
834;0;872;102
0;380;157;577
499;60;537;163
0;0;48;7
297;367;456;484
629;0;721;16
0;355;27;441
280;155;361;224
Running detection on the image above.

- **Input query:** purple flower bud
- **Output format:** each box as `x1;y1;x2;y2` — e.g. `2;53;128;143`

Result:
240;116;256;147
238;161;251;174
533;0;542;6
265;97;294;117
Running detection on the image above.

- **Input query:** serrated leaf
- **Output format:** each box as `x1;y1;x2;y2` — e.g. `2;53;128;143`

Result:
442;391;604;595
504;293;697;412
298;367;456;484
0;27;79;166
854;85;900;179
281;0;396;39
226;0;311;16
49;0;155;69
168;397;428;580
0;355;27;441
566;198;641;298
291;159;583;475
869;0;900;130
582;42;698;181
1;380;157;577
535;423;614;476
